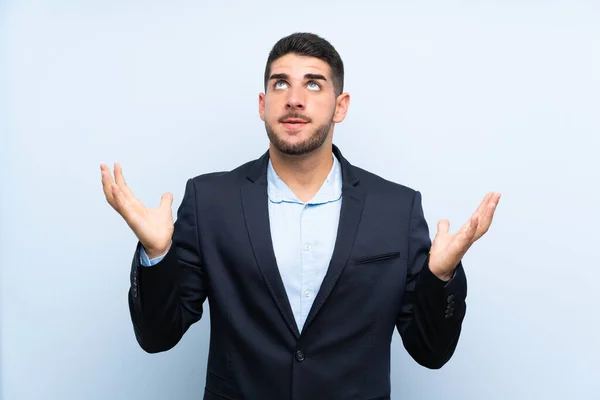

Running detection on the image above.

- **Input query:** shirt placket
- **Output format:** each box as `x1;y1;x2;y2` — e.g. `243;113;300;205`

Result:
299;203;316;327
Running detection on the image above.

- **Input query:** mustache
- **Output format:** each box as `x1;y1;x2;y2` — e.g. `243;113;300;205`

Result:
278;112;311;123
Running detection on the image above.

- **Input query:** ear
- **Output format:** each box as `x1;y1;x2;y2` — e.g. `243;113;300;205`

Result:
332;92;350;123
258;92;266;121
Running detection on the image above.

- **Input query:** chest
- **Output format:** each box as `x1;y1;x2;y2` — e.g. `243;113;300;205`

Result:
268;200;342;271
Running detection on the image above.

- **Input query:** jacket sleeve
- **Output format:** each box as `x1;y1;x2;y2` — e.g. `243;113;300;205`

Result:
396;190;468;369
128;178;208;353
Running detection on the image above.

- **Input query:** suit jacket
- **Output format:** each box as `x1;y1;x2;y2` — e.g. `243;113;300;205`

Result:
128;144;468;400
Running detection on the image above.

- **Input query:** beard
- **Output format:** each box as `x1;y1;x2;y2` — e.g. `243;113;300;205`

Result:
265;118;333;156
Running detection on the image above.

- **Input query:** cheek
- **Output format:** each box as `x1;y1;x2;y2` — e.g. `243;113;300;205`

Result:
312;99;336;119
263;97;281;118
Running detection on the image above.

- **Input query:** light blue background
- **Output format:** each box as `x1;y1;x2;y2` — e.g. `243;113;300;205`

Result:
2;1;599;399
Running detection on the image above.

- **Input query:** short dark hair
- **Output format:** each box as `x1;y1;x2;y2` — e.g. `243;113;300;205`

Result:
264;32;344;96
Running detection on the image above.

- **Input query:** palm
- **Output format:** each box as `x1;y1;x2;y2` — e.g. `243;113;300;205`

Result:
101;163;174;255
127;199;174;252
429;192;501;278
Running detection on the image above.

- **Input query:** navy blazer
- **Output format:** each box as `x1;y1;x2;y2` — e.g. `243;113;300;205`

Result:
128;144;467;400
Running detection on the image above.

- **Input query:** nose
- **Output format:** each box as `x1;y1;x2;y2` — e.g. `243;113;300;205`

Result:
286;87;305;110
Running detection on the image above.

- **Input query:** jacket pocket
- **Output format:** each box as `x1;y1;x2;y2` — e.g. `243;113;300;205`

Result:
205;371;240;400
204;388;233;400
354;251;403;265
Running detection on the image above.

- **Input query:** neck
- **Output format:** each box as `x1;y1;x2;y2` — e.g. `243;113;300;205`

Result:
269;143;334;203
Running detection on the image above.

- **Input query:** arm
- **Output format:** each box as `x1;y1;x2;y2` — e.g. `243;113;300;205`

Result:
128;178;208;353
396;191;467;369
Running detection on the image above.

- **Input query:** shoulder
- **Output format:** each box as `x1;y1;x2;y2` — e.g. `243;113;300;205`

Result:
345;163;425;220
349;164;419;200
186;157;259;190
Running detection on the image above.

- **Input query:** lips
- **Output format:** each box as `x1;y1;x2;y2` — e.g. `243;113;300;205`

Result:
282;118;308;124
280;117;308;132
279;113;310;132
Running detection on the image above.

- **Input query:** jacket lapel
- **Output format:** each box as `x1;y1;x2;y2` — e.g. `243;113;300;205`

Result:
303;147;365;331
240;150;301;338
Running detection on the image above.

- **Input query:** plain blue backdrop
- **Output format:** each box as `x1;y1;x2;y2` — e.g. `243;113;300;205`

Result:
2;1;599;399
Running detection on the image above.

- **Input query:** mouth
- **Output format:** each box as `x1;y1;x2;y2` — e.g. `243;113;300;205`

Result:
282;118;308;124
281;118;309;131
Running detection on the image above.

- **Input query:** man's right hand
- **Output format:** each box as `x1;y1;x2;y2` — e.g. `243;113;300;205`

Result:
101;163;174;259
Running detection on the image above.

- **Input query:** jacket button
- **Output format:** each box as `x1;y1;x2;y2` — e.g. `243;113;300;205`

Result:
295;350;305;362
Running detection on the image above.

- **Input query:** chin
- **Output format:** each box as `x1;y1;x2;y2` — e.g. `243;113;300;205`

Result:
265;120;330;156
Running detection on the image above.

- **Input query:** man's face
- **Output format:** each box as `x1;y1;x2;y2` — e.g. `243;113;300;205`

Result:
259;53;348;156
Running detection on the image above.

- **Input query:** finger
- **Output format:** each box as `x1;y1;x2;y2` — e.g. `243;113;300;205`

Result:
101;164;116;205
114;163;138;202
160;192;173;210
458;212;477;233
437;219;450;235
465;215;479;241
468;192;497;237
493;192;502;204
111;183;135;221
484;194;499;217
473;192;493;218
448;216;478;255
110;184;125;212
484;192;501;214
101;163;114;184
114;163;130;192
476;194;500;236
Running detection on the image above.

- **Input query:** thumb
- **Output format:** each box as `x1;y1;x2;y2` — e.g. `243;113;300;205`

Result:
437;219;450;235
160;192;173;210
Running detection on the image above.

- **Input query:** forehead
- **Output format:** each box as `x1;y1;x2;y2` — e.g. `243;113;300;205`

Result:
270;53;332;79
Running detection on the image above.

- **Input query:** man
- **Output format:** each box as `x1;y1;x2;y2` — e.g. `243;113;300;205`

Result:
101;32;500;400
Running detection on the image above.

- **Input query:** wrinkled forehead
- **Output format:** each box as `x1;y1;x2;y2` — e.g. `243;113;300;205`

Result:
269;54;332;80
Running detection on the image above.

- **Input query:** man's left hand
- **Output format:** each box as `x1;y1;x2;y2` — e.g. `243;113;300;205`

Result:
428;192;502;281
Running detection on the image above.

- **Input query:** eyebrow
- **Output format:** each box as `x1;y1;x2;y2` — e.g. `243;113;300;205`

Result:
269;73;328;82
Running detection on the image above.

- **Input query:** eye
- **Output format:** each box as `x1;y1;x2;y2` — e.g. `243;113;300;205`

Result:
307;81;321;91
274;80;288;89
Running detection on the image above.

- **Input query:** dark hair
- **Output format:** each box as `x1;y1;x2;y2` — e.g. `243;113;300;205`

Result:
264;32;344;96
